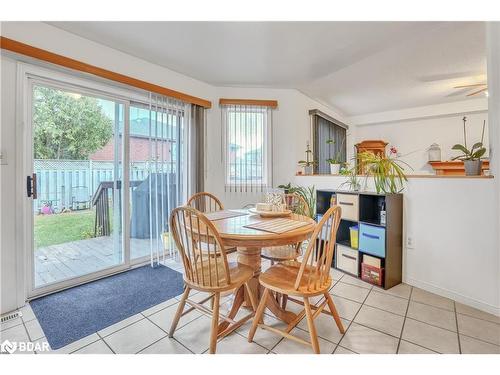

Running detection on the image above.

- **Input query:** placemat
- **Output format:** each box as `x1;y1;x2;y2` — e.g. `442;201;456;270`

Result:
244;218;311;234
204;210;248;221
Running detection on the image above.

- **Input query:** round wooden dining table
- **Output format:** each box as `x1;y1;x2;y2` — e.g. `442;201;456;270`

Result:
209;209;316;325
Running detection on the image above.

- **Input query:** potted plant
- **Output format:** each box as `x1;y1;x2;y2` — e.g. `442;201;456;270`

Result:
294;185;316;218
325;136;347;174
325;139;341;174
451;117;487;176
277;183;316;218
358;149;410;194
340;163;362;192
298;143;317;175
277;182;300;194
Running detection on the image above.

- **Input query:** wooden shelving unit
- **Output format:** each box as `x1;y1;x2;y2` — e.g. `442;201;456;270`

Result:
317;189;403;290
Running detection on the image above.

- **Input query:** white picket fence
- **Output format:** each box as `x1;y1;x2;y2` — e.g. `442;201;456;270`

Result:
33;159;175;212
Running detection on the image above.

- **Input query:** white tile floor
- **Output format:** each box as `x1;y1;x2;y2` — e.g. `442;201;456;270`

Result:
2;258;500;354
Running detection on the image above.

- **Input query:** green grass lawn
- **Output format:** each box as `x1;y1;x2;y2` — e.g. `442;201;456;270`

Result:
34;210;96;248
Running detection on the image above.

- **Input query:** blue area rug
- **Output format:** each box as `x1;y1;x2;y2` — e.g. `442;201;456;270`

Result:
30;265;184;349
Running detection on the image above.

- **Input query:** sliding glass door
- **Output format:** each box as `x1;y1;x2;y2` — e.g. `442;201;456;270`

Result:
26;71;186;297
31;82;125;289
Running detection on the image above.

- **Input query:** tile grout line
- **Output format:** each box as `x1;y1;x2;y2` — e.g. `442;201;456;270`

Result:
144;313;196;354
96;331;116;354
145;312;199;354
453;301;462;354
67;335;102;354
335;280;375;353
395;286;413;354
98;315;148;339
398;339;439;354
266;275;345;353
454;310;500;326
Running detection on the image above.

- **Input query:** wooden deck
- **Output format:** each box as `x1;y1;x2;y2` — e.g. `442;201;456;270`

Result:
34;236;165;287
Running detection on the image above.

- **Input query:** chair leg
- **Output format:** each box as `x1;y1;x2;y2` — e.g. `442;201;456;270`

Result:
281;294;288;310
304;297;320;354
248;288;269;342
244;282;258;312
169;286;190;337
209;292;221;354
324;293;345;334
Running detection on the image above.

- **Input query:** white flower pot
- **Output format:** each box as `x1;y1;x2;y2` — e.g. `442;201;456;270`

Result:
330;163;341;175
304;165;313;175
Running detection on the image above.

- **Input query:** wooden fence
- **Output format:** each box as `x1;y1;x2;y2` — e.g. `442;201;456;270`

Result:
33;159;176;212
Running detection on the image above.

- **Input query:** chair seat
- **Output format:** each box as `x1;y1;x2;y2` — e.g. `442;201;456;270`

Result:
186;261;254;292
261;245;300;262
196;242;237;256
259;261;332;297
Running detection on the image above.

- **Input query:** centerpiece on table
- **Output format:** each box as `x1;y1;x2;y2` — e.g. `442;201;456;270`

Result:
249;191;292;218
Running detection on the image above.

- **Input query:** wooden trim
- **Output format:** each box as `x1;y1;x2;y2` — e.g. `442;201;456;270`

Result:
309;109;349;129
0;36;212;108
219;98;278;108
295;173;494;179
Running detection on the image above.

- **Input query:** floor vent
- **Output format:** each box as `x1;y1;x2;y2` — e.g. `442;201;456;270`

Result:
0;311;21;323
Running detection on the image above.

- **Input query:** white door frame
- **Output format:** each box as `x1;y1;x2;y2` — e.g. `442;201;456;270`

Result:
16;62;155;301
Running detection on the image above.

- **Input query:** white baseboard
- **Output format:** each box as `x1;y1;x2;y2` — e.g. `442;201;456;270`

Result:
404;277;500;317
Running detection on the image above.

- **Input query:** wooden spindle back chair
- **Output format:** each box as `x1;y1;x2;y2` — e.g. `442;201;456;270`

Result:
294;205;341;293
261;192;311;266
169;206;257;353
249;205;344;354
170;206;231;289
187;192;224;213
186;192;236;254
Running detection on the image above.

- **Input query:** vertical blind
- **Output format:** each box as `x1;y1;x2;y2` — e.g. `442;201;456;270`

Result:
311;111;348;174
134;93;187;266
221;104;273;193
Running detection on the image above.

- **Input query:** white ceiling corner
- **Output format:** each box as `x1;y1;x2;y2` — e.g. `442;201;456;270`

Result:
48;21;487;116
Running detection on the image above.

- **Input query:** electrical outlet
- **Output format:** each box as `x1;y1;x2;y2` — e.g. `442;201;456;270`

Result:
406;236;415;249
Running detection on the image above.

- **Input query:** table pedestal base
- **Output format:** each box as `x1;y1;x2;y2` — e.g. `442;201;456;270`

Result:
237;246;297;324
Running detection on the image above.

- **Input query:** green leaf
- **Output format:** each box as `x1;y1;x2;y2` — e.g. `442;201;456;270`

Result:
471;148;486;159
451;144;470;155
471;142;483;150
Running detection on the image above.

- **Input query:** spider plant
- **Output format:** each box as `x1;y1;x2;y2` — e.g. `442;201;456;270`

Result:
339;165;362;191
294;185;316;218
358;151;409;194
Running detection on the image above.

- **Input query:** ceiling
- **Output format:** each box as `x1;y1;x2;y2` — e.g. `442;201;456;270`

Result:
49;21;486;116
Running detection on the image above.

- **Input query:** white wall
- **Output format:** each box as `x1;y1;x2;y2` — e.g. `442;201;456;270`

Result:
353;103;489;174
205;87;351;209
292;175;499;315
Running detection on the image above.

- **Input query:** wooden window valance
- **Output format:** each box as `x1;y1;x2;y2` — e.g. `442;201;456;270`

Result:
0;36;212;108
219;98;278;108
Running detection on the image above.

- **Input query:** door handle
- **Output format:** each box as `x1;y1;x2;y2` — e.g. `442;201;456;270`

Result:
26;173;37;199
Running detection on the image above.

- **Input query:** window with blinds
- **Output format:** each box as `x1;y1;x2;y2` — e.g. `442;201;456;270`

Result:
221;104;273;193
310;109;348;174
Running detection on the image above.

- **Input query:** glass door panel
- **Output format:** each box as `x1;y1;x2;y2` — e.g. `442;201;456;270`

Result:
32;83;124;288
128;103;183;263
